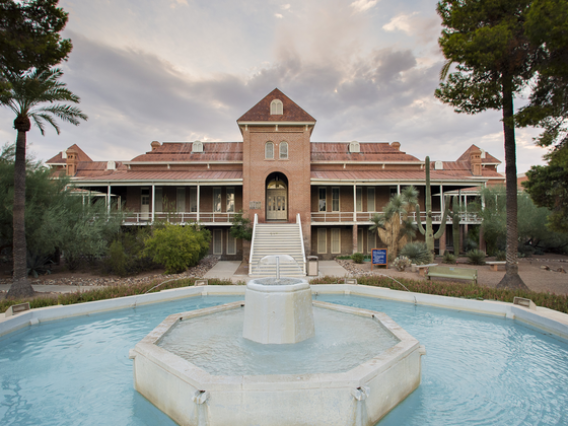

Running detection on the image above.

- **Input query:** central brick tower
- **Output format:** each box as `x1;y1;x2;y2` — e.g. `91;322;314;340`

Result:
237;88;316;251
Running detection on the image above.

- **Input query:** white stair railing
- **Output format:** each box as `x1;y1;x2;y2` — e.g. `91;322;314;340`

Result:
248;214;258;276
297;213;306;275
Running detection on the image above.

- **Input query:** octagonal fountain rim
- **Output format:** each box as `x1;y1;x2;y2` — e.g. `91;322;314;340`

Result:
130;300;421;385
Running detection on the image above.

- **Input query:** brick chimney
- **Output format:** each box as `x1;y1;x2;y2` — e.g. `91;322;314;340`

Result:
151;141;161;151
470;149;482;176
391;141;401;150
66;148;78;176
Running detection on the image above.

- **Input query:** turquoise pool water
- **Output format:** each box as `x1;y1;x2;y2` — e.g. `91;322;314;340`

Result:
1;294;567;425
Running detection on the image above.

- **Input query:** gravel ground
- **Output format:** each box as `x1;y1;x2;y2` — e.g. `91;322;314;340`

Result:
336;255;568;295
0;256;219;292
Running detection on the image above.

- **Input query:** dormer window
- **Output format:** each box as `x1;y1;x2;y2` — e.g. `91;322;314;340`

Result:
265;141;274;159
279;141;288;159
270;99;283;115
349;141;360;153
192;141;203;153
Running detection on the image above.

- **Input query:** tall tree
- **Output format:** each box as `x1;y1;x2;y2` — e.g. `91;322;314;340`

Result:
1;68;87;298
435;0;539;289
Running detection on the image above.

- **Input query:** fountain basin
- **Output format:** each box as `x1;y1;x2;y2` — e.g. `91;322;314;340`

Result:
129;300;423;426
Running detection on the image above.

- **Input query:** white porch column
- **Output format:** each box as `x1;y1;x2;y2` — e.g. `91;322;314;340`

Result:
353;183;357;221
397;184;401;195
197;183;201;223
151;184;155;223
107;185;111;213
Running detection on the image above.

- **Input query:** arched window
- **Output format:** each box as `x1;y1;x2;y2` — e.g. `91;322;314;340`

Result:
279;141;288;159
192;141;203;153
265;141;274;159
349;141;360;153
270;99;283;115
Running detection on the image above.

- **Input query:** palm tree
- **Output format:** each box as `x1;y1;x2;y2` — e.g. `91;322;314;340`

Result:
0;68;87;298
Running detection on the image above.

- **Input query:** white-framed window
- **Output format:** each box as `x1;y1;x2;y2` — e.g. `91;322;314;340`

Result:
331;228;341;254
176;187;185;212
192;141;203;153
279;141;288;159
357;228;364;253
356;187;362;212
265;141;274;159
332;187;340;212
270;99;283;115
141;188;150;207
213;229;223;255
213;187;222;213
367;187;375;212
155;187;163;212
226;187;235;213
317;228;327;254
318;187;327;212
227;231;236;255
190;187;197;212
349;141;360;153
367;229;376;253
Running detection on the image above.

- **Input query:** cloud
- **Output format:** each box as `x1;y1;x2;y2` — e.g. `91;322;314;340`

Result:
281;4;291;10
275;13;283;19
350;0;378;13
383;12;418;34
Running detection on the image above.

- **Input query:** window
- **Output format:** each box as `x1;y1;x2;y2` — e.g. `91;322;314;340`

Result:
356;187;362;212
265;142;274;159
367;230;376;253
213;230;223;255
176;187;185;212
357;228;364;253
270;99;283;115
192;141;203;152
279;141;288;159
349;141;360;153
213;188;222;213
141;188;150;206
318;188;327;212
227;231;236;255
332;187;340;212
331;228;341;254
155;187;163;212
367;188;375;212
226;187;235;213
317;228;327;254
190;187;197;212
389;186;398;198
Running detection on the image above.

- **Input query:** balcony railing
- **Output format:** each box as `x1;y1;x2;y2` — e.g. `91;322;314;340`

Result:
311;211;481;224
122;211;236;225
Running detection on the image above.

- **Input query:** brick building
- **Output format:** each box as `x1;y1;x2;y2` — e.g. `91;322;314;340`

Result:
47;89;504;275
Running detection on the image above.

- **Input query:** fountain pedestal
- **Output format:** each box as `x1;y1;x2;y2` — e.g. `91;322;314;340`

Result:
243;279;315;344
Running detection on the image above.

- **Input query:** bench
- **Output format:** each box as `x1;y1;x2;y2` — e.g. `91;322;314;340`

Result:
413;263;438;277
486;261;506;272
5;302;31;318
426;266;477;284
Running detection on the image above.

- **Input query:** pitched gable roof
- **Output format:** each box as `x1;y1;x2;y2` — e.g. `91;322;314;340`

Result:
46;144;93;163
237;88;316;122
457;144;501;164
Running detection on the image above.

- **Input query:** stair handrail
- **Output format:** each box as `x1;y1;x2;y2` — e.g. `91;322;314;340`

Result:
296;213;307;275
248;214;258;275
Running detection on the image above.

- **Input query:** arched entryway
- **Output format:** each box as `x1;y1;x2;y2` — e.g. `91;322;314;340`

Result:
266;172;288;221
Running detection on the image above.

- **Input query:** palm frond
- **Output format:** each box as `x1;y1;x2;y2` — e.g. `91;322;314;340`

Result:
31;112;61;134
440;59;453;81
30;114;46;136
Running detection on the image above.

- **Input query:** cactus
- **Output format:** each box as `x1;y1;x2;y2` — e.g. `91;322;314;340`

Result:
448;196;461;255
415;156;449;260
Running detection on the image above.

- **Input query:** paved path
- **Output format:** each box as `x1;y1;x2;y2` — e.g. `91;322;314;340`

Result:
317;260;349;278
0;284;108;294
203;261;242;282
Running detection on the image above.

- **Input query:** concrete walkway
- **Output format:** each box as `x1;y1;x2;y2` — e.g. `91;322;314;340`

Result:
203;261;242;282
0;284;108;294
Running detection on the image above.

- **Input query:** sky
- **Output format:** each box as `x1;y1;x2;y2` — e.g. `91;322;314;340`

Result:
0;0;550;173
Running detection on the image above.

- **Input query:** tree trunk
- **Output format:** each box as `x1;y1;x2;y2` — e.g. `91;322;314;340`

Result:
497;75;529;290
7;123;34;299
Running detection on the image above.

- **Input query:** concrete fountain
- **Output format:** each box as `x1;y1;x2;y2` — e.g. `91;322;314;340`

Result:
129;255;425;426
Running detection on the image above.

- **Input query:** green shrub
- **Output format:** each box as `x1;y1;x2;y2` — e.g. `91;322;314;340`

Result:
400;242;430;265
495;250;506;261
466;249;486;265
392;256;411;271
144;223;211;274
352;252;364;264
103;228;160;276
443;251;456;264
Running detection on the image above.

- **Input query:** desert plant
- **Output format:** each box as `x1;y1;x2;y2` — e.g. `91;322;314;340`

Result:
351;252;364;264
443;251;456;264
415;157;450;262
229;210;252;241
393;256;411;271
466;249;486;265
144;223;210;274
370;186;418;259
400;242;431;265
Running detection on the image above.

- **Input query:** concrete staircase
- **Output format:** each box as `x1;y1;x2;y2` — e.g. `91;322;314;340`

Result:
249;222;306;277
